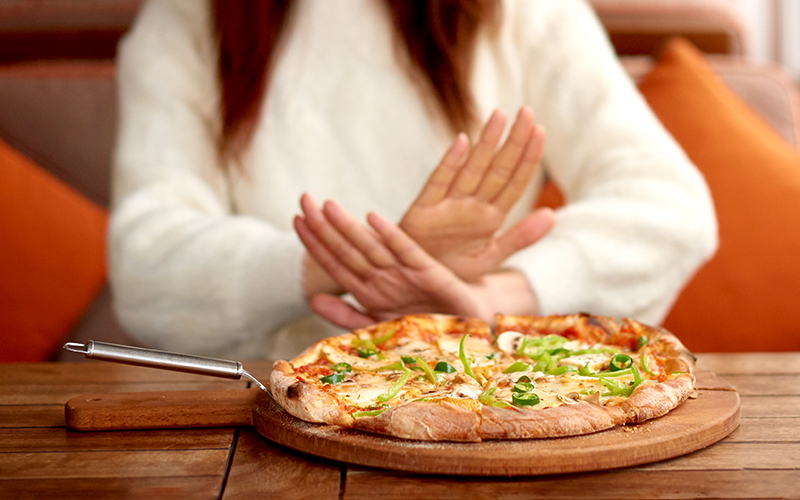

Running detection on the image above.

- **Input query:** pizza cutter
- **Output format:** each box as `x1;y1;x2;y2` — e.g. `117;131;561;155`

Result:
63;341;270;393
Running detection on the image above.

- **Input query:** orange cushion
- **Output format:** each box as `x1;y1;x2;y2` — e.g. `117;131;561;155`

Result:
0;138;108;362
641;39;800;352
536;39;800;352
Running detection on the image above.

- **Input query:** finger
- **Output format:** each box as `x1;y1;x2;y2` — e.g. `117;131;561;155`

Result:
309;294;377;330
412;133;470;207
322;200;397;268
294;215;367;292
451;109;507;197
366;211;438;269
493;207;556;260
367;211;474;312
474;106;535;202
495;124;546;211
300;194;375;278
300;193;340;241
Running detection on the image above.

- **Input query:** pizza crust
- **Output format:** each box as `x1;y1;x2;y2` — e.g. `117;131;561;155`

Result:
349;399;630;441
610;321;696;423
621;375;695;423
354;400;483;442
480;402;627;439
271;360;354;426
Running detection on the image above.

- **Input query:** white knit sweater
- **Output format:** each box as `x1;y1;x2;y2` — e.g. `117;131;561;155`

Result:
109;0;717;360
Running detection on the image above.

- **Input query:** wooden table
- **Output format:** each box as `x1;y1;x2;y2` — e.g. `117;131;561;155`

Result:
1;353;798;499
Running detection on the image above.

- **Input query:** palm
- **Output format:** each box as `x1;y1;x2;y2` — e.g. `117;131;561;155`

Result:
400;199;509;281
400;107;554;282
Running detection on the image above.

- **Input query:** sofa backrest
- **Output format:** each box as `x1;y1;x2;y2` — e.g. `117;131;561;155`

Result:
0;0;140;62
0;62;116;208
590;0;750;56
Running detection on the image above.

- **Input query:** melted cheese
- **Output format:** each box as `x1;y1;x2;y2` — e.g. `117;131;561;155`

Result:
436;336;462;355
437;335;494;356
310;329;645;413
335;383;396;406
329;371;409;407
392;340;437;358
446;383;480;400
560;352;612;371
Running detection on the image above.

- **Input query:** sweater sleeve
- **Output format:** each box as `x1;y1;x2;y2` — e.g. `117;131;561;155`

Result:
109;0;309;358
503;0;718;323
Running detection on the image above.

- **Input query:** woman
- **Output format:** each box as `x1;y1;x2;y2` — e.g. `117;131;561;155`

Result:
109;0;717;359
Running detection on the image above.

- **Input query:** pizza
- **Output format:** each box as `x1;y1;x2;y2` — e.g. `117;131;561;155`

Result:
270;313;696;441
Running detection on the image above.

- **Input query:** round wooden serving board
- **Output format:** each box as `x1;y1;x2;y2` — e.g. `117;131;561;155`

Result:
254;386;740;476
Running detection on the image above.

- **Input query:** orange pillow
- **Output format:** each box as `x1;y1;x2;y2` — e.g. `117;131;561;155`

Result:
640;39;800;352
0;138;108;362
536;39;800;352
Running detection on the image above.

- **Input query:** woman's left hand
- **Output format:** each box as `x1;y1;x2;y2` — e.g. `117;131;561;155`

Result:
399;107;555;283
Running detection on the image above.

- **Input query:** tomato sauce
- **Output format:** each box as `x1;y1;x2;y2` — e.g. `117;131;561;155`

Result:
295;360;334;378
339;343;361;357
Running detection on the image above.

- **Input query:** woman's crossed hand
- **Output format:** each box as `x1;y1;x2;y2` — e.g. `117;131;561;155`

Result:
399;107;555;282
295;194;486;329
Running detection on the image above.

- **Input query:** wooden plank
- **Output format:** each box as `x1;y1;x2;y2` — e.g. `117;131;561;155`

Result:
0;363;203;385
0;476;222;500
694;369;735;390
697;353;800;375
0;381;247;405
740;395;800;418
342;469;800;500
723;417;800;442
720;375;800;396
0;427;235;452
638;442;800;471
222;428;341;500
0;449;230;479
65;389;258;431
0;361;267;385
0;405;64;428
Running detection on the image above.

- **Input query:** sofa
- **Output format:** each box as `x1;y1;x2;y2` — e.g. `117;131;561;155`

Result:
2;0;799;362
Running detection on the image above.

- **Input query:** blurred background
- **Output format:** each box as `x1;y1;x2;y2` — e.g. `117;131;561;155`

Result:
2;0;799;362
738;0;799;77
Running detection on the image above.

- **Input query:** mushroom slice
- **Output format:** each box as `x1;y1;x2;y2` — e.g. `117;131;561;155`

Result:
557;394;579;405
582;391;602;406
496;330;525;354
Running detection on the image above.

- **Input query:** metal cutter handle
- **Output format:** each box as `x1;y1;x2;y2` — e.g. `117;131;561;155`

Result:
63;341;269;393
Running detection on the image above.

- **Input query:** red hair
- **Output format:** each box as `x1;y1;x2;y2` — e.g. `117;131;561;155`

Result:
213;0;498;161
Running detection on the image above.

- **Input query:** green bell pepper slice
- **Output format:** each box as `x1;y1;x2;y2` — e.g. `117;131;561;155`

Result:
512;392;540;407
376;369;414;403
459;334;477;381
479;387;511;408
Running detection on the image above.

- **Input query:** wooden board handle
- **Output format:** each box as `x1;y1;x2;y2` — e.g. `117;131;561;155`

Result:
65;389;260;431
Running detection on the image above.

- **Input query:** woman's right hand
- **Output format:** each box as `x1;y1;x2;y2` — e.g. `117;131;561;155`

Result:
302;252;345;299
296;193;499;329
399;107;555;283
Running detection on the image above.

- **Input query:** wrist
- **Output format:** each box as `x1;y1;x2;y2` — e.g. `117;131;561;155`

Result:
302;253;344;298
472;269;539;324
